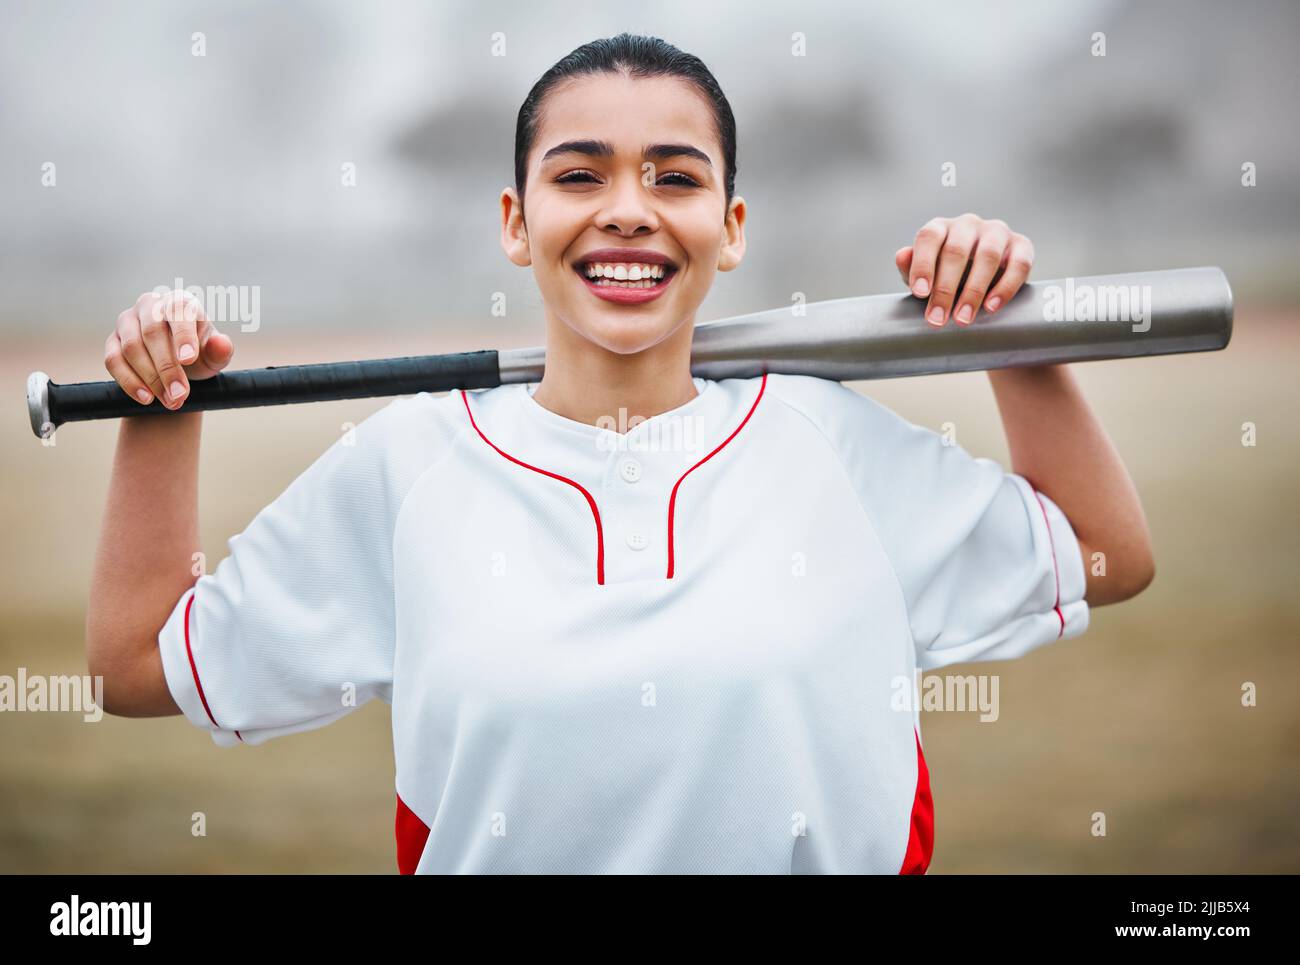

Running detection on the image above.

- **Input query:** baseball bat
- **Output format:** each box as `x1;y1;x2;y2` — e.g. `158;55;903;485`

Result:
26;266;1232;440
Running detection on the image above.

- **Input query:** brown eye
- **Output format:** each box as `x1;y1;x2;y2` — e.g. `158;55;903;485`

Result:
659;172;701;187
556;170;599;184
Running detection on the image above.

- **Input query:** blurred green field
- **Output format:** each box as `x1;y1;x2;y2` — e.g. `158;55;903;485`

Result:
1;311;1297;873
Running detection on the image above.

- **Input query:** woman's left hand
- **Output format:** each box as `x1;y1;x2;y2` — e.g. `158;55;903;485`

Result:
894;213;1035;327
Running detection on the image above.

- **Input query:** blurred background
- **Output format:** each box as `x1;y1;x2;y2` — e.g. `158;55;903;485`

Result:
1;0;1297;872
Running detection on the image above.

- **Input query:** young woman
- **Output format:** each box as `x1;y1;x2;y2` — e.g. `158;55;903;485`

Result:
88;33;1154;874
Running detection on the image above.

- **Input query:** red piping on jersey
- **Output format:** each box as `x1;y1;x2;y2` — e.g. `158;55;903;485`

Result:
395;793;432;874
1032;490;1066;638
461;389;606;584
899;726;934;874
666;372;767;579
182;591;244;743
463;376;765;584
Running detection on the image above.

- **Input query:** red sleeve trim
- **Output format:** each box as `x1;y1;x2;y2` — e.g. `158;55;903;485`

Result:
899;726;934;874
182;590;243;742
1032;490;1065;639
461;389;606;584
395;793;432;874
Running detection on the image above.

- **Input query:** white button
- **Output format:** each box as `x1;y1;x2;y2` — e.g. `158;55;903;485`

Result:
626;531;649;551
618;457;643;483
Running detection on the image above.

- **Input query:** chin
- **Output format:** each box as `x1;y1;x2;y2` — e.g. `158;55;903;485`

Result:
580;317;682;356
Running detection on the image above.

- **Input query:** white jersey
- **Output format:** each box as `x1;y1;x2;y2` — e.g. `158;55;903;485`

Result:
157;373;1088;874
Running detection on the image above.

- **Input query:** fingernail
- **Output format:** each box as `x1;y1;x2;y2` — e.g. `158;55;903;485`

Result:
177;344;196;362
169;381;185;401
986;295;1002;312
913;278;930;297
927;306;945;326
136;388;153;404
955;304;973;325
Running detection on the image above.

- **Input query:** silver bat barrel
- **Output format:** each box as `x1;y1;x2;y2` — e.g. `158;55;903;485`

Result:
498;266;1232;383
27;265;1232;439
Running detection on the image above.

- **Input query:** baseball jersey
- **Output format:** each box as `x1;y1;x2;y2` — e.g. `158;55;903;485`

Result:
156;372;1089;874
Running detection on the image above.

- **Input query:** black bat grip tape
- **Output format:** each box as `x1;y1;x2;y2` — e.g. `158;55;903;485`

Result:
46;350;502;428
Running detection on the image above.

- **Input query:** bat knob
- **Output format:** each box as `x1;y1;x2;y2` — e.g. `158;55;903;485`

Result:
27;371;54;440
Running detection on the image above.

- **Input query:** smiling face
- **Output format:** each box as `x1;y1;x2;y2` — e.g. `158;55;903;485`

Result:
501;71;745;357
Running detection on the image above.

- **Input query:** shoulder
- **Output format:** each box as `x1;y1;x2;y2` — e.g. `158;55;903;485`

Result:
286;390;477;510
345;389;481;459
758;373;925;448
758;374;1003;508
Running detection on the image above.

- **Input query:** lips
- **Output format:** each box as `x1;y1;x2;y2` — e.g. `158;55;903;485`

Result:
572;247;680;271
567;246;683;305
573;261;679;304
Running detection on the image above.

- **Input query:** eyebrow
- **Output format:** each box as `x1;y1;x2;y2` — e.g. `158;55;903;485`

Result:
540;139;713;168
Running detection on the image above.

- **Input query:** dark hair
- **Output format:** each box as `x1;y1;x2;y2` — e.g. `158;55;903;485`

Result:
513;33;737;217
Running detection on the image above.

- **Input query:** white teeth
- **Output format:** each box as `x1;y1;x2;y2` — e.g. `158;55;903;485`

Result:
583;262;667;281
591;278;659;288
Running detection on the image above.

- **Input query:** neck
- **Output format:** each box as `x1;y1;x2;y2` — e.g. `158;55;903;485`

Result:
530;313;699;433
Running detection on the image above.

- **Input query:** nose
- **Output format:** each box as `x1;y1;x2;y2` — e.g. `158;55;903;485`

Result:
594;172;659;235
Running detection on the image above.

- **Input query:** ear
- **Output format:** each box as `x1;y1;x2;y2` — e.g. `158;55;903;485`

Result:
500;187;532;268
717;195;747;272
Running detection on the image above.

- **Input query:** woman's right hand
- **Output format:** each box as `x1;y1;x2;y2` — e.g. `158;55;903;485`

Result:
105;290;234;409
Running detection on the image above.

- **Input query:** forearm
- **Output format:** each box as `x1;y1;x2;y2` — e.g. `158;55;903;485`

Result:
86;412;203;715
986;364;1154;604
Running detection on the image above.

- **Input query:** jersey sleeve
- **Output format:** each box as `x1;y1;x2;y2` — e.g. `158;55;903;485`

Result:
156;397;416;746
822;380;1090;670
